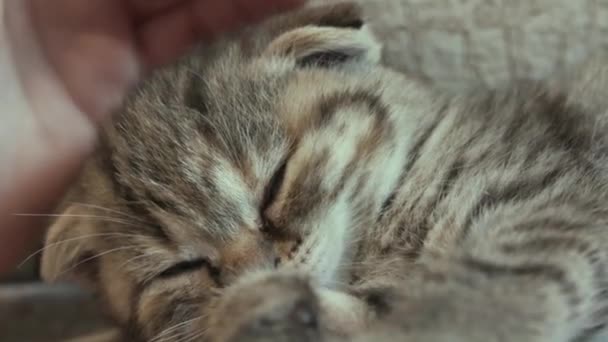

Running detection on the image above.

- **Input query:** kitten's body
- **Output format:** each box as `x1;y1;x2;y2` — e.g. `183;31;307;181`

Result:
41;3;608;342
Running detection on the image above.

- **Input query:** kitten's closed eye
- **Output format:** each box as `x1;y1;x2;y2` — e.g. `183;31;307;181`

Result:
157;258;220;279
261;160;288;233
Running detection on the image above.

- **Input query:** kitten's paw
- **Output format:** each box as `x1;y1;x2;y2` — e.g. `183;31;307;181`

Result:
207;272;323;342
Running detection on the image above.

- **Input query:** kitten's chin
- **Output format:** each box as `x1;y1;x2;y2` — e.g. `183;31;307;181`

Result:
301;245;349;290
315;264;351;291
282;252;349;291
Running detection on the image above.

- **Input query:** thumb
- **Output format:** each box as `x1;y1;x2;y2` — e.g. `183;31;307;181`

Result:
9;0;141;123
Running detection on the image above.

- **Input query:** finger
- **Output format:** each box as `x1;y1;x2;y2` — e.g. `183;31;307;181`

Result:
189;0;306;36
128;0;188;21
136;1;246;67
0;156;85;275
208;0;306;24
2;0;100;274
26;0;141;122
135;6;197;68
137;0;305;68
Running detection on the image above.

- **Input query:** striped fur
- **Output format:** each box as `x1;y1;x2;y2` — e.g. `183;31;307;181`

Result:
40;3;608;342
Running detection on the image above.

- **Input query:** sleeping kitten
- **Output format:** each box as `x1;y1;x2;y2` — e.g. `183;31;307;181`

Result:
39;3;608;342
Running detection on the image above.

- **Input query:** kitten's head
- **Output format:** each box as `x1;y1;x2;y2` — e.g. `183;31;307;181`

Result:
40;2;403;340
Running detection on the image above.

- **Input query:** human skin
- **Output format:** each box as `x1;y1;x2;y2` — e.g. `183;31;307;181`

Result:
0;0;304;275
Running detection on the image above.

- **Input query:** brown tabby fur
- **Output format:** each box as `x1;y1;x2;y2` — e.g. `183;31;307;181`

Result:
40;3;608;342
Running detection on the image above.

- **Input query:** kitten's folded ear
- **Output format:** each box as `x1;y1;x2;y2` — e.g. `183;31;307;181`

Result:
262;2;381;68
40;205;99;290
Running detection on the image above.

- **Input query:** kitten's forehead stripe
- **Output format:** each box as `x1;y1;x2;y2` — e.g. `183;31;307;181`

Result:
316;89;389;128
279;152;330;226
374;103;447;235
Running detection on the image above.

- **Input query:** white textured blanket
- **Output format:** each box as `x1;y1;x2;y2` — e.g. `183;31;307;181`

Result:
313;0;607;91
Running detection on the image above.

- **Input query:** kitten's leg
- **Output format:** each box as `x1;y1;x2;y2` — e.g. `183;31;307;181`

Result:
352;205;608;342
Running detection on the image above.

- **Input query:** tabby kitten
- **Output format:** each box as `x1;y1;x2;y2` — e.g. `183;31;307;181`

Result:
40;2;608;342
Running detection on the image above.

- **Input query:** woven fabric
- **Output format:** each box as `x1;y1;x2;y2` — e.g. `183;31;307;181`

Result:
311;0;608;91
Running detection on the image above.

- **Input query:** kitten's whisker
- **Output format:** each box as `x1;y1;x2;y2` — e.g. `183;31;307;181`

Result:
159;327;203;342
151;316;204;342
141;272;160;285
118;250;166;270
176;328;207;342
57;246;136;277
19;232;143;268
155;329;187;342
69;202;153;225
13;213;149;230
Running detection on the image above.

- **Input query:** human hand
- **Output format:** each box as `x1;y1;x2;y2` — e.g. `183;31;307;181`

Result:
0;0;304;275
